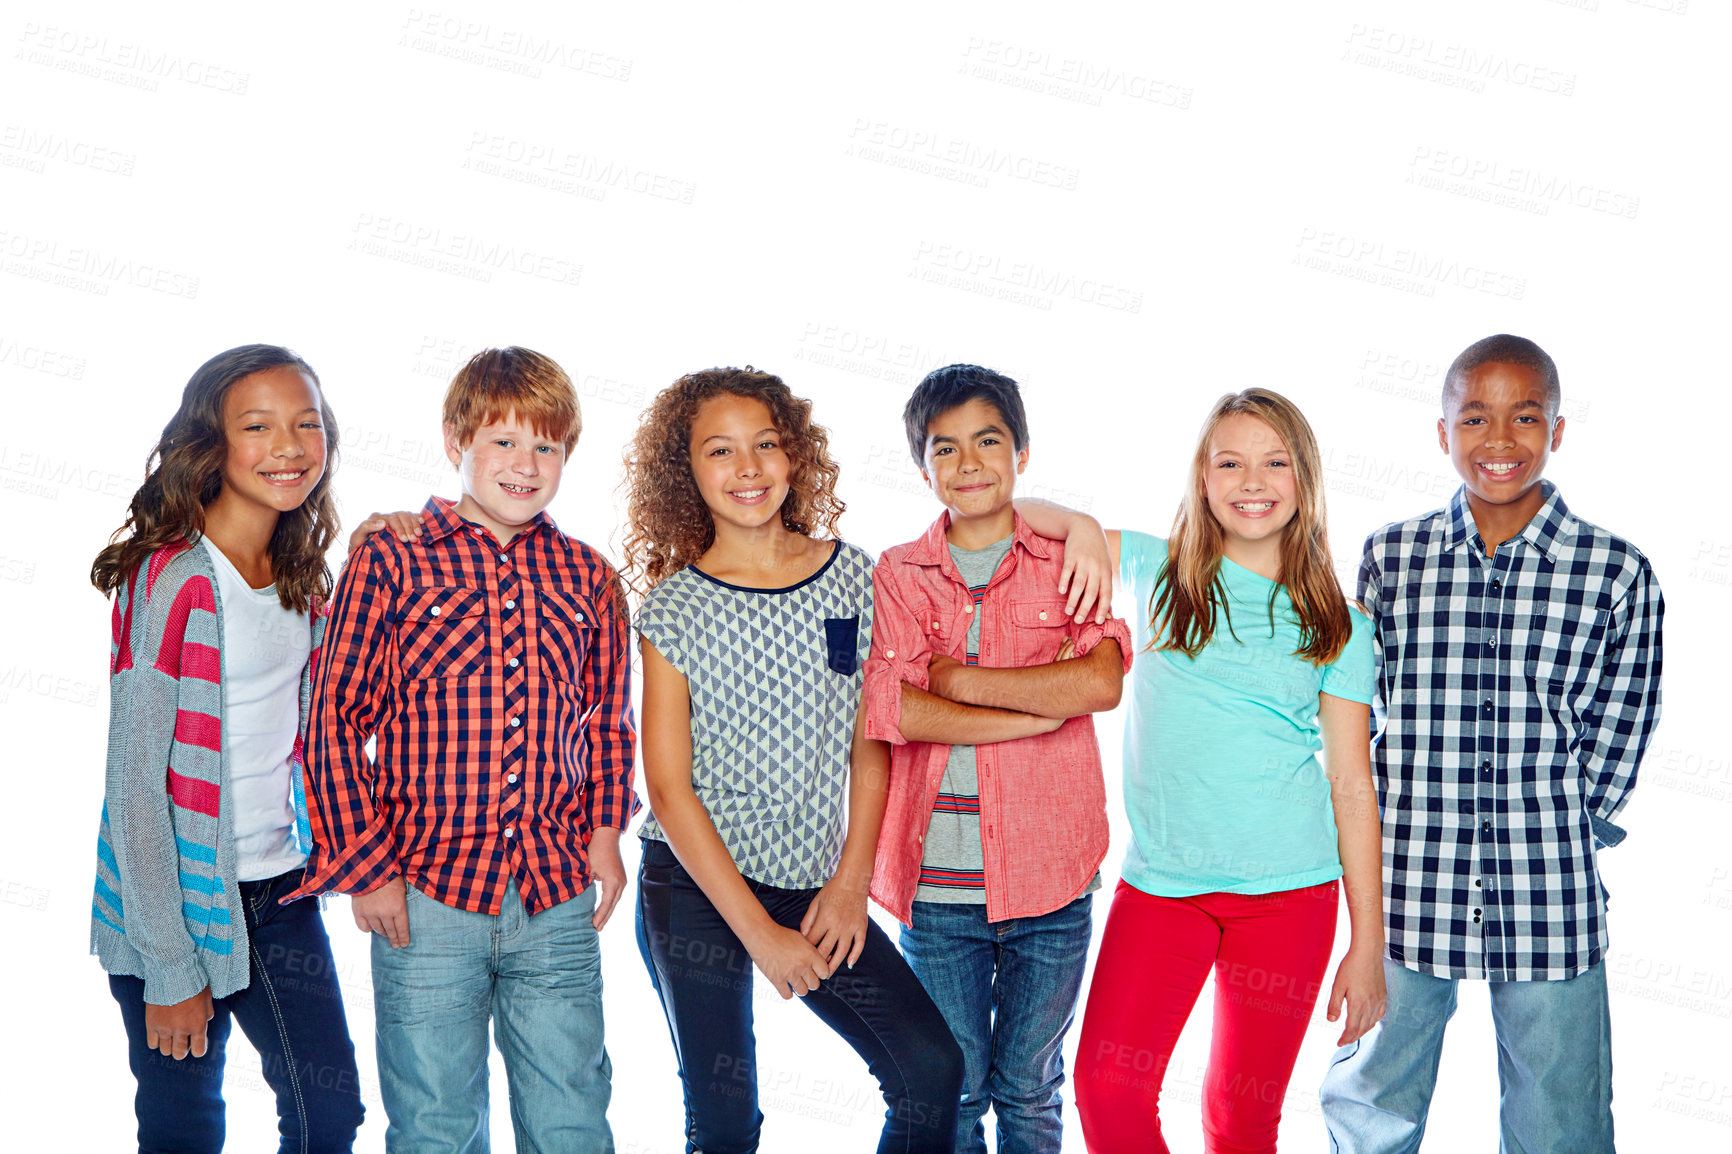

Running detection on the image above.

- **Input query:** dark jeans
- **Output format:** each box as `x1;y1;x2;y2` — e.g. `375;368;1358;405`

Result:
109;867;364;1154
635;839;964;1154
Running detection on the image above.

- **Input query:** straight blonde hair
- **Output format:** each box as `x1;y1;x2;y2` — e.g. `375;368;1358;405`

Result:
1150;388;1352;666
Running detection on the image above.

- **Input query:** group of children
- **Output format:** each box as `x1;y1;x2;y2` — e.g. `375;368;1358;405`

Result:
90;333;1662;1154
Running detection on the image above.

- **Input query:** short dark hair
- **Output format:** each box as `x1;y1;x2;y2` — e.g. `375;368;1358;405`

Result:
903;363;1029;467
1443;334;1562;419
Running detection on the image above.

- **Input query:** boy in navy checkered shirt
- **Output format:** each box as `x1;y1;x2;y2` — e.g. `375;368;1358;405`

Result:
1321;335;1663;1154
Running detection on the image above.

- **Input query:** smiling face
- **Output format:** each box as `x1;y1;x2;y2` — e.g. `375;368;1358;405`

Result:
687;392;791;536
217;365;328;517
1203;412;1298;554
920;397;1027;541
444;408;566;543
1439;359;1564;520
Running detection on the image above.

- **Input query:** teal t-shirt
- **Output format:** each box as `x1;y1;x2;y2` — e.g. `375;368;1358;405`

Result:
1118;531;1374;897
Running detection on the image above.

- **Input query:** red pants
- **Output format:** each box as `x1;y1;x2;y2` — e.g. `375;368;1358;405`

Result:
1075;879;1338;1154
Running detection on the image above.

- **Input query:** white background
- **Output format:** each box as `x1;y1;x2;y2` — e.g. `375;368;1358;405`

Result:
3;1;1728;1149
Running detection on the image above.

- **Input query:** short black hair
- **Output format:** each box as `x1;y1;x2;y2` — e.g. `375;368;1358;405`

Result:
903;363;1029;467
1443;334;1562;419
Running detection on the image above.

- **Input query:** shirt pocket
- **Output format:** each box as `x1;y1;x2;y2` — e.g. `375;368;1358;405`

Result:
396;586;488;680
1523;608;1609;725
537;589;596;683
1010;597;1071;661
824;616;861;675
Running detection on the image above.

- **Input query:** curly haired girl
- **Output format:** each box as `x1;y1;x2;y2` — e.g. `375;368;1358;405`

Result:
624;366;963;1153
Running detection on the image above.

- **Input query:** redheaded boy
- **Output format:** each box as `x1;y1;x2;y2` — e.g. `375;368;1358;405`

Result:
293;347;637;1150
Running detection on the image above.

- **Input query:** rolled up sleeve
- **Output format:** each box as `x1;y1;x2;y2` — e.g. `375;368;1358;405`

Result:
1071;616;1135;674
861;559;932;746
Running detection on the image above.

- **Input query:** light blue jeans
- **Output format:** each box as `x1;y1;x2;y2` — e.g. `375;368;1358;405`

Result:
372;880;613;1153
1319;958;1613;1154
900;895;1093;1154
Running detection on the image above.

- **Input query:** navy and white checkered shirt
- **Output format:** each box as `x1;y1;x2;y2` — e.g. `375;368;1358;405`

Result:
1361;481;1663;981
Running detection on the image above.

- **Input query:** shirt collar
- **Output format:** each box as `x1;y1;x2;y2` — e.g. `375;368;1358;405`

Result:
906;510;1052;568
419;496;555;545
1443;480;1571;563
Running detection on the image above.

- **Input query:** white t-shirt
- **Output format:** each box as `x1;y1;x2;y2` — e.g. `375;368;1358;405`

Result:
201;539;310;881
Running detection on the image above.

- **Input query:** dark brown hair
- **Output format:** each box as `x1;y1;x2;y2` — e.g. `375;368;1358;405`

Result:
620;367;843;596
91;345;340;613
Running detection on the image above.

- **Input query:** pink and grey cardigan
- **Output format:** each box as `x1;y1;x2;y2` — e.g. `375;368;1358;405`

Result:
91;542;323;1005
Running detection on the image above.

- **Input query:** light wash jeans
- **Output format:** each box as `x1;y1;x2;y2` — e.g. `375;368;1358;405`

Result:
372;879;613;1153
1319;958;1613;1154
900;894;1093;1154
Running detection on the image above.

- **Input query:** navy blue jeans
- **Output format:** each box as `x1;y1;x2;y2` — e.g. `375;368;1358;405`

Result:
635;839;964;1154
109;867;364;1154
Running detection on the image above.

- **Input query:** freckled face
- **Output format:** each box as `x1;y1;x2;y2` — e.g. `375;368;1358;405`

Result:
445;409;566;542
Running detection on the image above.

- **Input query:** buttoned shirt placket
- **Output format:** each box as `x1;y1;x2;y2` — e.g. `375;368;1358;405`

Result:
494;528;529;895
1469;534;1509;979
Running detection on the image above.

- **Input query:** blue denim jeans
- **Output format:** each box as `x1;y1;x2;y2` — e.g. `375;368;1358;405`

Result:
635;839;964;1154
900;895;1093;1154
372;879;613;1153
109;867;364;1154
1319;958;1614;1154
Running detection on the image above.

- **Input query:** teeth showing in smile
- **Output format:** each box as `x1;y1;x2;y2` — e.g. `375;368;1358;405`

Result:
733;488;767;499
1482;463;1519;475
262;471;303;481
501;483;534;493
1233;501;1273;512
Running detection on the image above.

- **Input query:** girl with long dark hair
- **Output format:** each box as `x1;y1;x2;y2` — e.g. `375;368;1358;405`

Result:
90;345;364;1153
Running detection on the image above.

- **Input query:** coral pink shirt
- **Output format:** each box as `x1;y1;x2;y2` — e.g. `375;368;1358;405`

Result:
864;512;1133;924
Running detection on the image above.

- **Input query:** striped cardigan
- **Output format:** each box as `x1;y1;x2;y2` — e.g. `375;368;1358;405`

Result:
91;542;323;1005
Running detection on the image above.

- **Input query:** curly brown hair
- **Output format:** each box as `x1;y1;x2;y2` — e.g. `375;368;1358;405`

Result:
619;367;844;596
92;344;340;614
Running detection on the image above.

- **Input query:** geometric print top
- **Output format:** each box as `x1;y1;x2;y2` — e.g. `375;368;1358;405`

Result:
1359;482;1663;981
636;540;874;889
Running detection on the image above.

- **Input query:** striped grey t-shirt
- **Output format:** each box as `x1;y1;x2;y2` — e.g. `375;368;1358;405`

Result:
915;535;1013;904
636;541;874;889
